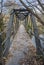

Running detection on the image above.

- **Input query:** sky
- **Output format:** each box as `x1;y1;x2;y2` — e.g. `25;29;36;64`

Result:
0;0;44;14
0;0;44;4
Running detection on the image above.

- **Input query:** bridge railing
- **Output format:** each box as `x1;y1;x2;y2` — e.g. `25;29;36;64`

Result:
0;14;14;58
24;13;44;56
0;10;19;63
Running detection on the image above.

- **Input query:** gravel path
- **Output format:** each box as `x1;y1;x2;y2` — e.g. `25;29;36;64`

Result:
6;25;34;65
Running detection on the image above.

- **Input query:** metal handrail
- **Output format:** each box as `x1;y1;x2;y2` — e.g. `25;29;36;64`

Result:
27;31;44;41
0;29;7;35
2;33;14;55
39;47;44;55
0;28;12;46
0;26;12;35
2;37;8;46
2;32;14;46
40;37;44;41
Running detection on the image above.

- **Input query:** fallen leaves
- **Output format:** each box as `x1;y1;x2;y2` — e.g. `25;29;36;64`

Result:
19;45;43;65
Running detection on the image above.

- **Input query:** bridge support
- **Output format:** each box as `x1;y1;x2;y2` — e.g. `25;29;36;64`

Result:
30;14;43;55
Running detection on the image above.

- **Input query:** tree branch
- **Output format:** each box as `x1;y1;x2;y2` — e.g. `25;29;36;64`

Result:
37;0;44;10
26;0;44;14
19;0;44;25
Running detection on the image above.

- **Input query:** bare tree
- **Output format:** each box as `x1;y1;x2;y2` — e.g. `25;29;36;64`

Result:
26;0;44;14
37;0;44;10
19;0;44;25
0;0;3;13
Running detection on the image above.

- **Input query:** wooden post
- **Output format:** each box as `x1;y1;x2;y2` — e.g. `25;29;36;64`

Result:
25;18;26;28
25;16;28;28
15;17;17;33
30;14;43;55
15;17;19;33
17;18;19;30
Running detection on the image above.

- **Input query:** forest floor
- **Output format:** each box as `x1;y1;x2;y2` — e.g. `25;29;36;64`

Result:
4;25;43;65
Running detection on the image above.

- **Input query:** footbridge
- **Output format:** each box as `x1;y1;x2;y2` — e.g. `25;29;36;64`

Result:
0;9;44;65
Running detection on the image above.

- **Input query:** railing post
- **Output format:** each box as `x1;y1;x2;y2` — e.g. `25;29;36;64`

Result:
24;18;26;28
3;10;14;57
30;14;43;55
15;17;19;33
15;17;17;33
16;18;19;30
25;16;28;29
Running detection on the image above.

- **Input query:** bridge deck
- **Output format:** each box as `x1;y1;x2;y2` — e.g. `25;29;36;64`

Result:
5;25;36;65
